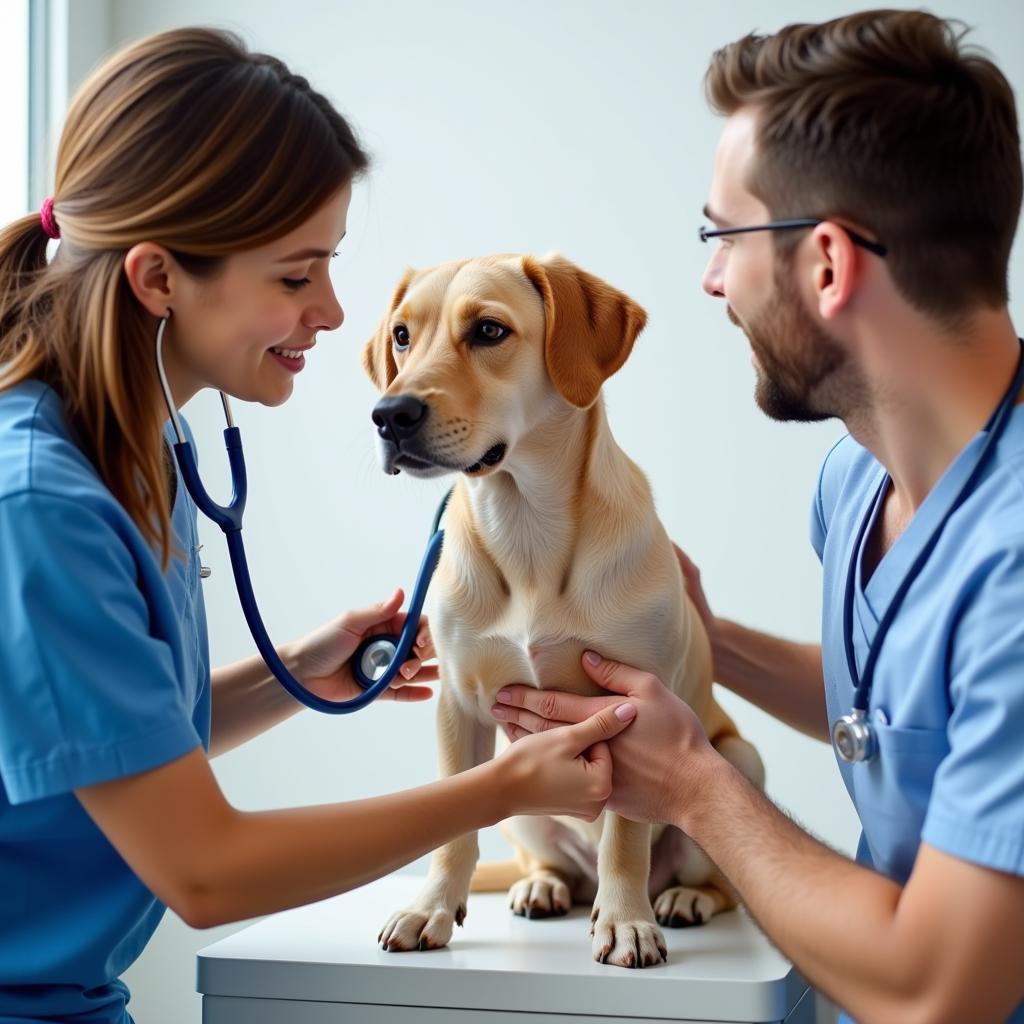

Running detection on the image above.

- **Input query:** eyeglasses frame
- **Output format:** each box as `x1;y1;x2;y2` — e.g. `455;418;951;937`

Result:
699;218;887;258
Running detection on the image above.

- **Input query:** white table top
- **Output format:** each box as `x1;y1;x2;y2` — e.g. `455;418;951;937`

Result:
198;874;807;1022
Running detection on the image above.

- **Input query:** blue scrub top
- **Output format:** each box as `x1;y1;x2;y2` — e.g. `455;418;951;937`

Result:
812;417;1024;1024
0;381;211;1023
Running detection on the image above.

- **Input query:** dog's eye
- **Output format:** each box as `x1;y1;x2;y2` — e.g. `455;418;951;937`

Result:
392;325;410;351
473;320;509;346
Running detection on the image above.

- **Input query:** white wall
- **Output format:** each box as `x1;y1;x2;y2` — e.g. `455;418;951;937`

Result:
47;1;1024;1020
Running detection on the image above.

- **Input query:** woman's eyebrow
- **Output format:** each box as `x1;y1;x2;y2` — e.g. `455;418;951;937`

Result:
275;234;346;263
275;248;332;263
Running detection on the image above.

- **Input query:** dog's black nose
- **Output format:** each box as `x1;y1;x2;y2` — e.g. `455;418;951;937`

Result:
372;395;428;442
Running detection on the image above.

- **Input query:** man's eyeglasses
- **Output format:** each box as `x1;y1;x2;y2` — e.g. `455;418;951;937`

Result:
698;218;887;258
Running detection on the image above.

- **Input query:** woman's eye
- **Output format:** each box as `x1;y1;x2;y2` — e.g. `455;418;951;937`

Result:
283;277;311;290
393;325;410;350
474;320;509;345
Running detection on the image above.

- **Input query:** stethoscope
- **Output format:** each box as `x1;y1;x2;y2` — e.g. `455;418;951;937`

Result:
155;314;448;714
832;339;1024;763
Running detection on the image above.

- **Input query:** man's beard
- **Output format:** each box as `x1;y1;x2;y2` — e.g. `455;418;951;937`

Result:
730;262;848;424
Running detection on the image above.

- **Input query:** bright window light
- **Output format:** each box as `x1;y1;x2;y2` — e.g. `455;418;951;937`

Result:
0;0;30;225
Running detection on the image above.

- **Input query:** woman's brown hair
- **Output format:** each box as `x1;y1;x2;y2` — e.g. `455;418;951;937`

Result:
705;9;1022;325
0;27;369;564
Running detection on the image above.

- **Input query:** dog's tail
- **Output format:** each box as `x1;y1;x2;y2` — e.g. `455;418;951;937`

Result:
470;859;524;892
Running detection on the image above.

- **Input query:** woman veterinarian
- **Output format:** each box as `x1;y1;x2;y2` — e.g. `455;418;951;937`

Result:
0;28;634;1023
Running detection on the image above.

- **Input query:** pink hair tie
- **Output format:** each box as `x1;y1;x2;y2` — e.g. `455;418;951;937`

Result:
39;196;60;240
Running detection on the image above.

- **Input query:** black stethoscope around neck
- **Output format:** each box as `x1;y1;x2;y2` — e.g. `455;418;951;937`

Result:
832;339;1024;764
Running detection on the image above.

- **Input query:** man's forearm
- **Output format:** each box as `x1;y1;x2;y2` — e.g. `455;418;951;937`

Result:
711;620;828;741
677;753;922;1021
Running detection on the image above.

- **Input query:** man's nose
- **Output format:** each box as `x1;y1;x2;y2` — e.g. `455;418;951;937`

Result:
372;395;428;443
701;250;725;298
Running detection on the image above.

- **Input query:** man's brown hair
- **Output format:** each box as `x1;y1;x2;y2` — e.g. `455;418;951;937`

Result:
705;9;1022;323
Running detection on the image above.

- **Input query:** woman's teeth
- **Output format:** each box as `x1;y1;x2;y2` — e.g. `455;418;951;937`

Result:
272;347;304;359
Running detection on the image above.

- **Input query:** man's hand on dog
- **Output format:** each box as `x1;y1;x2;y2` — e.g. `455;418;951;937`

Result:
289;588;438;703
492;651;715;825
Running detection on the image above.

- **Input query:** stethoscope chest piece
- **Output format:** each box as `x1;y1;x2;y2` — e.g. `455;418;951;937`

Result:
832;708;877;763
354;635;401;689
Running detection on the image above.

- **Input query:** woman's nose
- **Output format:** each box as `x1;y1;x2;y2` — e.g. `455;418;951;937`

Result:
306;289;344;332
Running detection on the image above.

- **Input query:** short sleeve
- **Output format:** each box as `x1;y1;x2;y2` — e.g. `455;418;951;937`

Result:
0;490;202;804
922;542;1024;875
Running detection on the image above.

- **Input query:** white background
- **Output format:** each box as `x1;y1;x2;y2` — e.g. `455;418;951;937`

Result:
12;1;1024;1021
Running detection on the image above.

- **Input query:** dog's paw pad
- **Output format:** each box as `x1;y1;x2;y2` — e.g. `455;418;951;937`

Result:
653;886;717;928
591;913;667;968
508;874;571;919
377;906;457;952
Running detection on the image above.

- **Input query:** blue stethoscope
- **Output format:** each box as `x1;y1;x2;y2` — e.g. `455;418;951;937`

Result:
155;314;448;714
832;338;1024;763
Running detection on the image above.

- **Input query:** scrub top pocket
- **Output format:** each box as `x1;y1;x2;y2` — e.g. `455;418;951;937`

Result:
852;721;949;882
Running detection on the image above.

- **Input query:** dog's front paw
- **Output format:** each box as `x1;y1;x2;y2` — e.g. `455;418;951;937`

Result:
377;900;466;952
653;885;717;928
508;871;571;919
589;903;667;968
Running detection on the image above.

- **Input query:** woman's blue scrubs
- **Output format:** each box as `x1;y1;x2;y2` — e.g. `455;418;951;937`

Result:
813;418;1024;1024
0;381;211;1023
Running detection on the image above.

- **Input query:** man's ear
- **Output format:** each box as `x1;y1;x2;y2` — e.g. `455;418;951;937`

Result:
362;268;416;391
521;253;647;408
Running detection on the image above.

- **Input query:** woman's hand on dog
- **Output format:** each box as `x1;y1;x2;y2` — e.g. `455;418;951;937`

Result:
288;588;438;703
492;651;716;825
494;698;637;821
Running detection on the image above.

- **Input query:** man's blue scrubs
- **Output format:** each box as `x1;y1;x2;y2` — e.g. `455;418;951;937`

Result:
0;381;211;1023
813;414;1024;1023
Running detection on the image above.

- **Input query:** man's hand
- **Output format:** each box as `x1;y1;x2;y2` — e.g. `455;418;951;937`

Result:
492;650;717;823
289;588;438;703
672;542;719;645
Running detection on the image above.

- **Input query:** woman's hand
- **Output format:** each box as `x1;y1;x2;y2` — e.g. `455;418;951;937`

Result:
492;699;638;821
492;651;716;824
288;589;437;704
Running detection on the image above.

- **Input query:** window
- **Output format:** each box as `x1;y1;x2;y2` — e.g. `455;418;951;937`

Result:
0;0;30;224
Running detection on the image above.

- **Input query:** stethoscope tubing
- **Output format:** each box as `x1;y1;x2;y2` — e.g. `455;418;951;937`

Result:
842;340;1024;715
155;313;446;714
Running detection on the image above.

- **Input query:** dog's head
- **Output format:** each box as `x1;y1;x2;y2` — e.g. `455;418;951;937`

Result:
362;253;647;478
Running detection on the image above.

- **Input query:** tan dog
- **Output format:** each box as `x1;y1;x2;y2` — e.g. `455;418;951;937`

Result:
362;253;764;968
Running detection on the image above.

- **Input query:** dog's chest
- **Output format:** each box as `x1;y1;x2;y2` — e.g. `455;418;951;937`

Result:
435;574;613;705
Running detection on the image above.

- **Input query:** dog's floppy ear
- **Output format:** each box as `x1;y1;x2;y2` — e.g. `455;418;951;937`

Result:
521;253;647;409
362;268;416;391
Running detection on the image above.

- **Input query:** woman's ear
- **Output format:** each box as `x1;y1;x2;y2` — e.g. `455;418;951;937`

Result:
362;267;416;391
123;243;177;318
522;253;647;408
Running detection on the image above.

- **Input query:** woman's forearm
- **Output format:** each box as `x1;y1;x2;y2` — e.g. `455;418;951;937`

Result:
208;645;304;757
188;759;507;927
711;620;829;741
